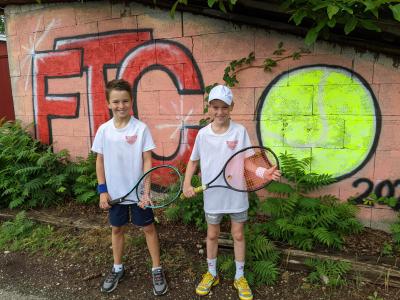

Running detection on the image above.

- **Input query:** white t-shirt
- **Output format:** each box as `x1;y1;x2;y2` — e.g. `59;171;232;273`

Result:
190;121;252;213
91;117;155;204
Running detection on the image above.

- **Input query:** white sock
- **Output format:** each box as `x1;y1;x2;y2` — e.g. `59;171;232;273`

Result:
113;264;123;272
235;261;245;280
207;258;217;277
152;266;162;272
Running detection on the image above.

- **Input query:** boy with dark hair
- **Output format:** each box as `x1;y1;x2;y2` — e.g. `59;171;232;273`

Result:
92;79;167;295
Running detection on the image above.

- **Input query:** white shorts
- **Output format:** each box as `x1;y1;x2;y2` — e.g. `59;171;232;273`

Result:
205;210;248;225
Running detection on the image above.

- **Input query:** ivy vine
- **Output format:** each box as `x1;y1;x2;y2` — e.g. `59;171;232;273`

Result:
199;42;309;125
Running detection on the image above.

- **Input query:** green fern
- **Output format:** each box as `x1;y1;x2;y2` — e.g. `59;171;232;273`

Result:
243;223;280;286
164;174;207;231
70;153;98;204
218;254;235;278
252;261;279;285
0;120;74;208
279;152;336;193
299;173;336;192
390;216;400;246
164;205;181;221
304;258;351;287
265;181;295;195
312;227;342;248
261;152;362;251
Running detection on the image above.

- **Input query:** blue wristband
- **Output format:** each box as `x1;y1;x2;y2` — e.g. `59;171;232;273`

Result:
97;183;108;194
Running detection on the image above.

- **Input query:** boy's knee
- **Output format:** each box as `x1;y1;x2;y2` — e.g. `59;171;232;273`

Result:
231;230;244;242
207;232;219;242
112;226;125;236
142;223;156;235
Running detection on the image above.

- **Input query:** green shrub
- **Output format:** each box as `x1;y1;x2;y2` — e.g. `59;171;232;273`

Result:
217;224;280;286
305;258;351;287
70;152;98;204
0;211;79;254
260;152;363;251
0;120;102;208
164;174;206;231
0;121;73;208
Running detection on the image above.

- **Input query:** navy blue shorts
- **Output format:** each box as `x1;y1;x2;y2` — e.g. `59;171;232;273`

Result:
109;204;154;227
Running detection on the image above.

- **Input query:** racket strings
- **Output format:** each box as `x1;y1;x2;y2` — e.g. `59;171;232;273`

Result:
137;166;182;207
244;151;274;190
224;149;277;192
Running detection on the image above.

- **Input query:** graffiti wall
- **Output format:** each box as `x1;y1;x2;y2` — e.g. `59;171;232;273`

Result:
4;1;400;229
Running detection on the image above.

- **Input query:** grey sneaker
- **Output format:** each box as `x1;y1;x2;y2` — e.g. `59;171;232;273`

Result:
152;267;168;296
101;267;124;293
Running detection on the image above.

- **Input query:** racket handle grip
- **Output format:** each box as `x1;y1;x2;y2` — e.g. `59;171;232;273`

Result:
179;185;206;200
194;186;205;193
108;198;123;206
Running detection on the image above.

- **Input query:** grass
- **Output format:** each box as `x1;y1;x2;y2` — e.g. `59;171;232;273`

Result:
0;211;80;255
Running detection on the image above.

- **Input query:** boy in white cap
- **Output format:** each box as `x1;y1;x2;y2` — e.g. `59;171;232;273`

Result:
183;85;280;300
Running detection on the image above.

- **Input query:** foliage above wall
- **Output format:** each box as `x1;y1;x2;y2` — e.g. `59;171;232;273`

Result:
167;0;400;45
282;0;400;45
0;15;4;34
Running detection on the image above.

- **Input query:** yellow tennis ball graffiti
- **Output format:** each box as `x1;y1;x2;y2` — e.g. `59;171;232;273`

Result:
257;65;380;179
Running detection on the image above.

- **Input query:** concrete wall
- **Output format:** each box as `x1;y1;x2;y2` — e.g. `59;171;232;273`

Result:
4;1;400;230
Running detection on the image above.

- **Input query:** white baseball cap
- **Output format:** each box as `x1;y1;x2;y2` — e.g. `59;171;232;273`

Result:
208;85;233;105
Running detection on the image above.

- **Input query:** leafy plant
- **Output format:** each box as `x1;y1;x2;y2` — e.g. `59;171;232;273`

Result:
163;0;400;46
70;152;98;204
260;152;363;251
304;258;351;287
368;291;384;300
0;121;73;208
381;241;394;257
283;0;400;45
390;213;400;248
244;222;280;286
164;174;207;231
0;15;4;34
168;0;238;17
217;205;280;286
349;193;398;208
0;211;78;254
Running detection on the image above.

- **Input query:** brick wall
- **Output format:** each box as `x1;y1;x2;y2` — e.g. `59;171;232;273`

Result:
4;1;400;229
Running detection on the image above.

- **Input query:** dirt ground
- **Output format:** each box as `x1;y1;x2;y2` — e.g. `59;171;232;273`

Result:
0;203;400;300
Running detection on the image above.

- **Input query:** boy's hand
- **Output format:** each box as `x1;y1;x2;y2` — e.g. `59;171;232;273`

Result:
263;165;281;181
182;185;196;198
138;193;152;209
99;193;111;210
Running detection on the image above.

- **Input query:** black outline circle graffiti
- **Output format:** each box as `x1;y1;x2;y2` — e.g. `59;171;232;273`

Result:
256;64;381;181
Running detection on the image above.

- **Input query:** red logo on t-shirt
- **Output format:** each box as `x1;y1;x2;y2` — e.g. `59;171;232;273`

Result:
125;135;137;144
226;140;238;150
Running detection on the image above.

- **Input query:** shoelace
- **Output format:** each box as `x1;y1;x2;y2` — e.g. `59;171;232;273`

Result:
200;273;214;285
105;272;119;283
153;270;164;285
236;278;250;290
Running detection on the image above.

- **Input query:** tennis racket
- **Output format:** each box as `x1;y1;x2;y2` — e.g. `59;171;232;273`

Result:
181;146;279;198
109;165;183;209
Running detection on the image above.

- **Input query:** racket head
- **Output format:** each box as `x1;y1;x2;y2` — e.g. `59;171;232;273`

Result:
136;165;183;209
223;146;279;192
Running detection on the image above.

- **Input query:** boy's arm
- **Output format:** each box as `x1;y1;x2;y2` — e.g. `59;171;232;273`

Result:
182;159;199;198
96;153;111;209
138;150;153;208
142;150;152;173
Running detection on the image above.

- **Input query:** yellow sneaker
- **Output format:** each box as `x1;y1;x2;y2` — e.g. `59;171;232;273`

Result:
195;272;219;296
233;276;253;300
